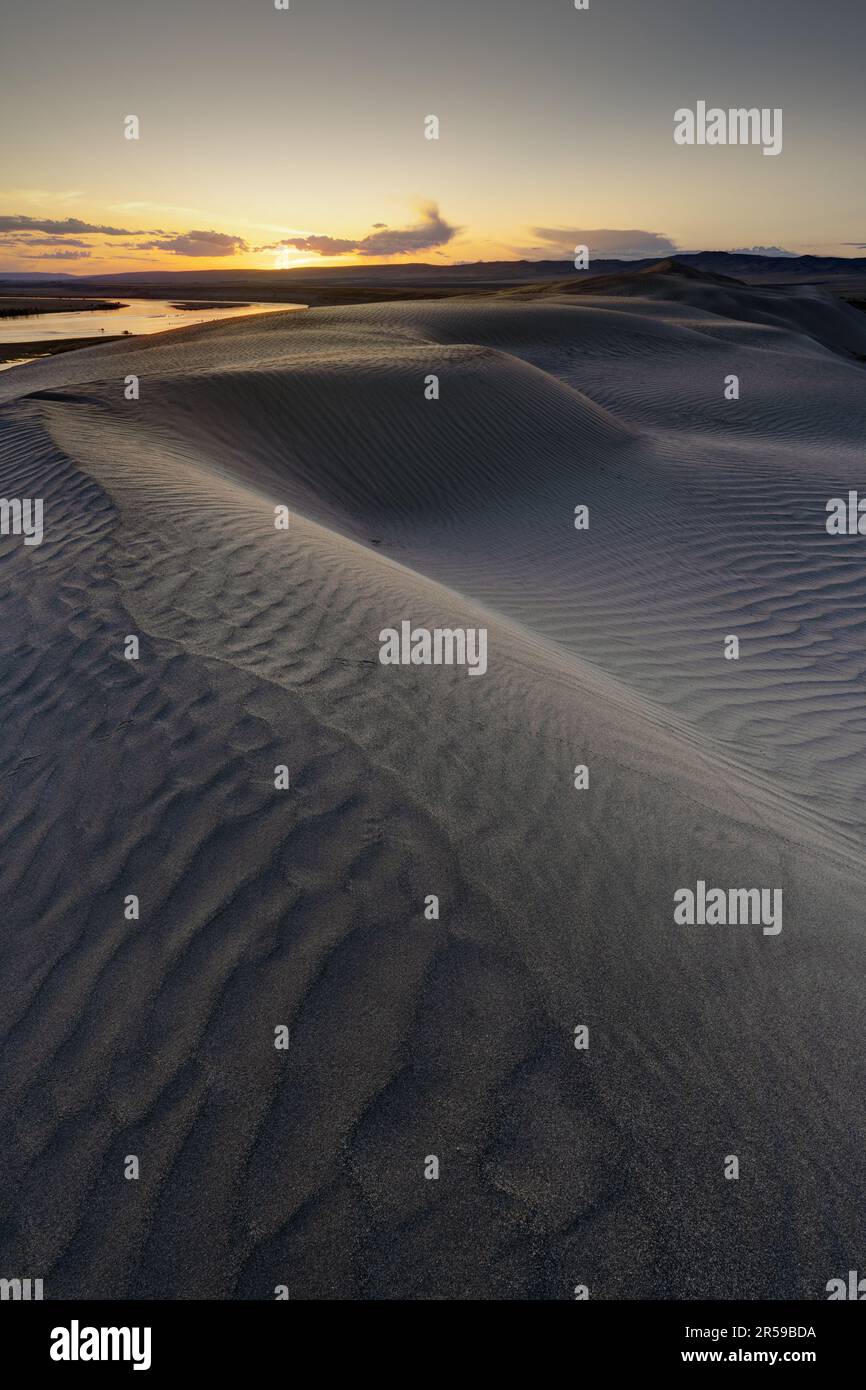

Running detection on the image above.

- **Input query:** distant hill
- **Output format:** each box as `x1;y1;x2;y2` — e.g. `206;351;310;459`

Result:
1;252;865;298
516;258;746;298
0;270;75;282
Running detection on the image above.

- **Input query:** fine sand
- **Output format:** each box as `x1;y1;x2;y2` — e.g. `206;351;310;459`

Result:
1;272;865;1299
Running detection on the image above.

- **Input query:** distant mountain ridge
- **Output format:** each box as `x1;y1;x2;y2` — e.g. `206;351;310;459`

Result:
0;270;76;281
1;251;865;290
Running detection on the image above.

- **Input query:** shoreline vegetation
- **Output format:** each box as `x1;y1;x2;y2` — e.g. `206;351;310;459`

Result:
0;298;287;369
0;297;124;318
169;300;251;310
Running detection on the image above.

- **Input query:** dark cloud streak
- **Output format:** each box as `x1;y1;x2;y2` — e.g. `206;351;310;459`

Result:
529;227;677;259
267;203;459;258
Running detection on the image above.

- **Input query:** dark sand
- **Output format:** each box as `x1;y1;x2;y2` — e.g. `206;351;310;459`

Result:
1;269;865;1299
0;335;131;365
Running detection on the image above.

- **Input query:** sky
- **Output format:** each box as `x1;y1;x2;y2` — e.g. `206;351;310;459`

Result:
1;0;864;273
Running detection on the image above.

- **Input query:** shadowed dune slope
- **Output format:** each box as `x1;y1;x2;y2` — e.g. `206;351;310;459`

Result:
522;260;866;361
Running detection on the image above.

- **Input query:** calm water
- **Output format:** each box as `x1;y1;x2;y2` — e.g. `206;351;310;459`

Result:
0;296;306;354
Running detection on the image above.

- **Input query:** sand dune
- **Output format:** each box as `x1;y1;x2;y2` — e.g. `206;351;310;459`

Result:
1;279;865;1299
515;260;866;361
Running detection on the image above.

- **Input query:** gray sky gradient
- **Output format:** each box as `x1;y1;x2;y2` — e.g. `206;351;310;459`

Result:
1;0;863;266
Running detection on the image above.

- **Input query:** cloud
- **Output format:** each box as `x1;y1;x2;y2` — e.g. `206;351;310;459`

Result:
113;229;249;257
110;200;225;219
727;245;796;256
528;227;677;259
113;240;169;250
0;215;140;236
19;249;92;260
0;216;247;258
0;189;83;203
273;234;358;256
150;229;248;257
356;203;458;256
841;242;866;250
273;203;460;259
1;235;92;248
